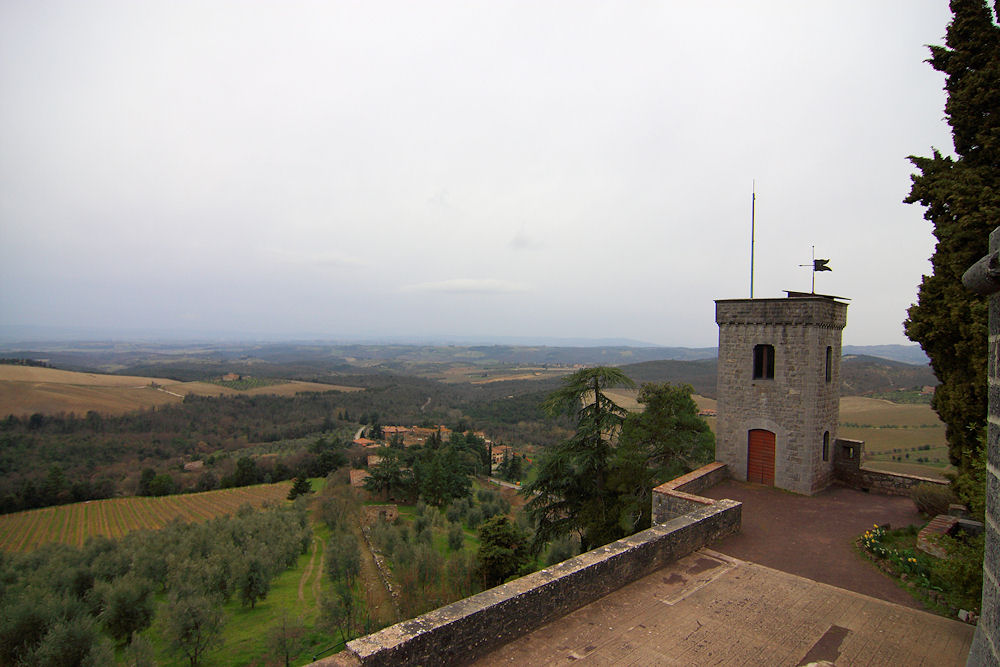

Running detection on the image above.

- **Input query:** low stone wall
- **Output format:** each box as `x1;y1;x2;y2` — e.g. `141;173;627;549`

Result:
359;525;402;618
320;491;741;667
652;462;729;522
833;438;946;496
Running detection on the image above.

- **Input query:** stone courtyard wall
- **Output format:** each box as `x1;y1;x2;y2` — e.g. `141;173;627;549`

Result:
832;438;947;496
652;461;729;522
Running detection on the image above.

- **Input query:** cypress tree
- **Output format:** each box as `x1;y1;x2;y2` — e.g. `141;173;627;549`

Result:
286;476;312;500
904;0;1000;470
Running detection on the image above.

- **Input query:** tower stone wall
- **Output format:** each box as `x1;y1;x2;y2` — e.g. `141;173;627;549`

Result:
962;227;1000;667
715;296;847;495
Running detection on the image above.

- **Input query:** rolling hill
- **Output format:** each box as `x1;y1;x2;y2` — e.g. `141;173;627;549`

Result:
0;365;360;417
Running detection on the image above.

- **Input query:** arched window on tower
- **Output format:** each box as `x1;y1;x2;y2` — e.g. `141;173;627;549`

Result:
753;344;774;379
825;346;833;383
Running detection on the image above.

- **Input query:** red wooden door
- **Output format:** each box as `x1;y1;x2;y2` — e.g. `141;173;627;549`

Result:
747;429;775;485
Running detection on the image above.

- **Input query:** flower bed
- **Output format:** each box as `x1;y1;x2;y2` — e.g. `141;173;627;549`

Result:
857;523;981;622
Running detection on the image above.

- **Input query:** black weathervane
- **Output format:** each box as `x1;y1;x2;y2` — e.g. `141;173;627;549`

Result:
799;246;832;293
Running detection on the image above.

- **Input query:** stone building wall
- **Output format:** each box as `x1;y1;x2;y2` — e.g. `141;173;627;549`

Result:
962;227;1000;667
715;297;847;495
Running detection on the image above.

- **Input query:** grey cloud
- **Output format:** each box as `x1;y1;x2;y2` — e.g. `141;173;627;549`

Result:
266;249;366;270
401;279;531;295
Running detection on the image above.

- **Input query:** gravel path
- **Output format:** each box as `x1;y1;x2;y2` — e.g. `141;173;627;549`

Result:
299;537;319;603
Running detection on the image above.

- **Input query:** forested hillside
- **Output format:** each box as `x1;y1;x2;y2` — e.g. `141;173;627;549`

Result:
0;342;935;515
619;355;935;399
0;372;571;514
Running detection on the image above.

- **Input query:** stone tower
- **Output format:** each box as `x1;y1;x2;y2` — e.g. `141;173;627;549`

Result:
715;292;848;495
962;228;1000;667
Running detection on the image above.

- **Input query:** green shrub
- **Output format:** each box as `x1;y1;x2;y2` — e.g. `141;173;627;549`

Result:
413;527;432;546
392;540;415;567
910;483;956;516
447;523;465;551
930;532;985;613
445;504;464;524
949;438;987;521
544;534;579;566
480;501;503;522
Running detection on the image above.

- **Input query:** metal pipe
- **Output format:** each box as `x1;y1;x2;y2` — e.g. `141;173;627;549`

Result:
962;249;1000;296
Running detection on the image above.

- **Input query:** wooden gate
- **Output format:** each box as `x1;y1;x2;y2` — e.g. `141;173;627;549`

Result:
747;429;775;485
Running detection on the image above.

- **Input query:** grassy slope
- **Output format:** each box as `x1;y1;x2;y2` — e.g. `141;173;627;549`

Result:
144;478;336;667
839;396;949;479
0;365;359;417
145;530;337;667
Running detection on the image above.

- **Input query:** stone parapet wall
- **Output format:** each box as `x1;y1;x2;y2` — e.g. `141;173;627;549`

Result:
666;462;730;495
715;297;848;329
839;468;946;496
652;462;729;522
317;494;741;667
832;438;946;496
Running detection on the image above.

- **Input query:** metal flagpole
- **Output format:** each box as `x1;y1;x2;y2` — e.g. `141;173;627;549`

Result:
750;181;755;298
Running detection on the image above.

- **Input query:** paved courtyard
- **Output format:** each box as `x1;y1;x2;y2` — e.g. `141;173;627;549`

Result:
477;549;974;666
701;479;926;609
477;480;975;665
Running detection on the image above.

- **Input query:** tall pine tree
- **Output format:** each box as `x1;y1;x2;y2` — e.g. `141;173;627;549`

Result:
904;0;1000;471
522;367;635;552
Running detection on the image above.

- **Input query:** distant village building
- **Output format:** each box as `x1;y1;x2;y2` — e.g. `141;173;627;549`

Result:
411;426;452;440
221;373;241;382
715;292;847;495
360;425;494;454
372;425;460;447
367;454;383;467
491;444;512;465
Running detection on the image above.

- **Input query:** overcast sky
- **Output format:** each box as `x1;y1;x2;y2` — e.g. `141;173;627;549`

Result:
0;1;959;346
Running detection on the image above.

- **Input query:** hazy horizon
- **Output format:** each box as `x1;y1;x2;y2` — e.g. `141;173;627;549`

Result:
0;323;928;358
